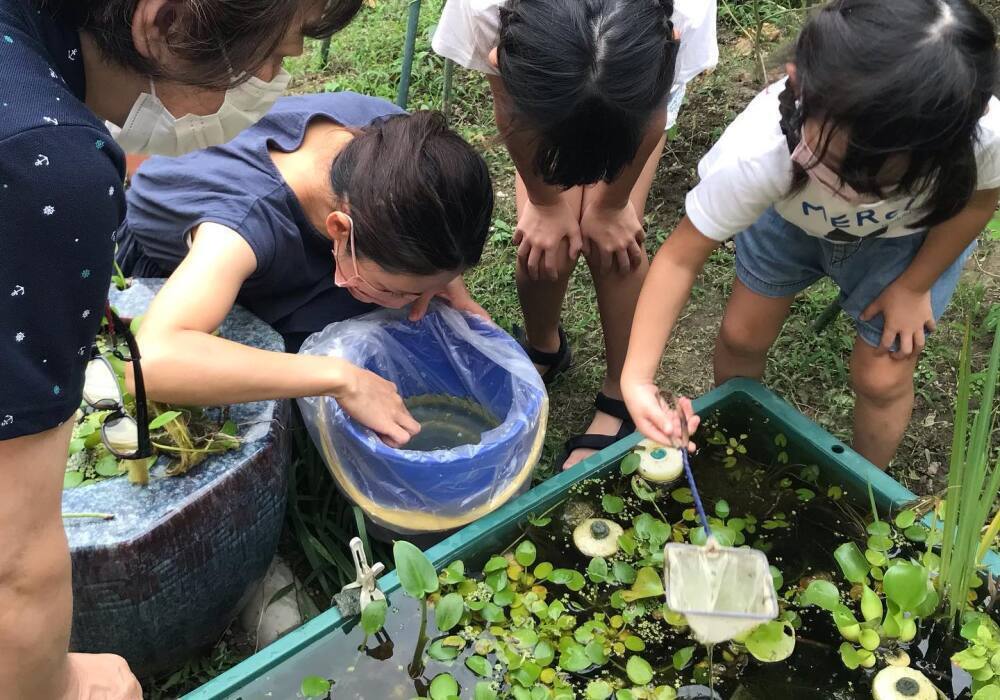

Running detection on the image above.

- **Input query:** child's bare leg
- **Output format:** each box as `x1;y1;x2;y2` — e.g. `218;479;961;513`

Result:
850;338;918;469
514;174;582;365
714;279;796;384
562;134;665;469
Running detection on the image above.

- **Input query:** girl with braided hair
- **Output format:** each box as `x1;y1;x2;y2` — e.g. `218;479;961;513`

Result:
622;0;999;469
433;0;718;470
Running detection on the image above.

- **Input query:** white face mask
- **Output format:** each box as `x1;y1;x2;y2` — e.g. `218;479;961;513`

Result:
107;69;291;156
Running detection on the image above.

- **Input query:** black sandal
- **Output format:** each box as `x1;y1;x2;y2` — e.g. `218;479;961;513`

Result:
558;393;636;469
512;325;573;385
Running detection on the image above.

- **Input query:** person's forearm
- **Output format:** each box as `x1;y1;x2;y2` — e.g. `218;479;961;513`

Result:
622;247;699;385
897;188;999;292
135;330;353;406
587;109;667;210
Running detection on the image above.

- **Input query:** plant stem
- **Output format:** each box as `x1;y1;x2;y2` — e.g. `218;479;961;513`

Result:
408;597;429;679
62;512;115;520
977;506;1000;565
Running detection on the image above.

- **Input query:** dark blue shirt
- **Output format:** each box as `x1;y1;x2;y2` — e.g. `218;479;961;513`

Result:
0;0;126;439
119;93;405;351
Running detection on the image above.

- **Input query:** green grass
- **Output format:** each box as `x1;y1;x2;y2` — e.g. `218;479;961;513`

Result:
145;2;1000;695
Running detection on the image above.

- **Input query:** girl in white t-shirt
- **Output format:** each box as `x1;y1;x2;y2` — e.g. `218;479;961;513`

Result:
433;0;718;469
622;0;999;469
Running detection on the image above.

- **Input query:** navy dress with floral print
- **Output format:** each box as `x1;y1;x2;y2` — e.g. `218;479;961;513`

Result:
0;0;126;440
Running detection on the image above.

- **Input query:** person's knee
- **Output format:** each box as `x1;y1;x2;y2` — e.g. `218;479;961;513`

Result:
717;315;772;359
851;355;913;406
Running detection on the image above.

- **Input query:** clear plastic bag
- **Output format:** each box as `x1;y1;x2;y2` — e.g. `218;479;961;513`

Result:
297;303;548;534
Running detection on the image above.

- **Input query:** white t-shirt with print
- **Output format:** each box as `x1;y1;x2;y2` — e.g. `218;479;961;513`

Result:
686;79;1000;243
431;0;719;128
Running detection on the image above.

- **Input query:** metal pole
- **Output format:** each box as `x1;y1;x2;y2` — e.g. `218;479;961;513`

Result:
318;37;332;68
396;0;422;109
442;58;455;122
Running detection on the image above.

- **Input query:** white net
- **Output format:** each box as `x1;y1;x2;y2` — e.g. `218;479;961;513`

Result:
663;541;779;644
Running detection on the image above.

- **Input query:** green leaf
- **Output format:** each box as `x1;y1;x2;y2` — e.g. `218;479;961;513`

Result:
883;562;929;611
393;541;439;599
894;509;917;529
973;688;1000;700
534;562;554;580
360;599;387;636
587;557;609;583
769;566;784;592
63;470;85;489
839;643;862;670
148;410;182;430
904;525;928;543
859;628;880;651
672;645;695;670
465;655;492;678
833;542;870;583
534;640;555;667
585;640;609;666
602;494;625;514
860;586;883;623
624;635;645;652
95;453;121;477
528;514;552;527
866;520;891;537
475;682;499;700
714;499;730;518
799;579;840;611
430;673;459;699
428;639;461;661
745;621;796;662
671;487;694;504
484;555;508;573
613;561;637;585
515;540;537;567
558;642;591;672
220;419;238;436
626;656;654;685
621;453;640;475
621;567;665;603
300;676;332;698
440;560;465;584
867;534;893;552
435;593;464;632
632;476;657;502
586;681;614;700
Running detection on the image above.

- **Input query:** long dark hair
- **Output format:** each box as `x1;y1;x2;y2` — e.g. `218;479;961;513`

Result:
39;0;362;89
778;0;997;227
497;0;679;188
329;111;494;275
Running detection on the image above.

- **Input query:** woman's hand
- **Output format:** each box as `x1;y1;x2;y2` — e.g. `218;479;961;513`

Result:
334;363;420;448
861;281;935;359
622;379;700;451
579;201;645;275
515;198;583;281
408;278;491;322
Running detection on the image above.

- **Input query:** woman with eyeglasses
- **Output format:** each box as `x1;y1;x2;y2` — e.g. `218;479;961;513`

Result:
0;0;363;697
115;92;495;448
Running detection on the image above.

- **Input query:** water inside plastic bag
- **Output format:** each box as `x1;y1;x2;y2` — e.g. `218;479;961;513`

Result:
403;394;500;451
663;541;779;644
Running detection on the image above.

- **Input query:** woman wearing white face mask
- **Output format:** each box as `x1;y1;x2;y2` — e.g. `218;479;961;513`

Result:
0;1;362;698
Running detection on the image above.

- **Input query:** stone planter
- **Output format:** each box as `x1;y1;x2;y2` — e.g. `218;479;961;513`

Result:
63;279;291;678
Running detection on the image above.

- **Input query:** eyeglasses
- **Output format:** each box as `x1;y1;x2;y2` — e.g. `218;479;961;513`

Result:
80;308;153;460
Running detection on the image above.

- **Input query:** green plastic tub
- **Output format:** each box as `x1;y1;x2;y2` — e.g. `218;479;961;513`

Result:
185;378;999;699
